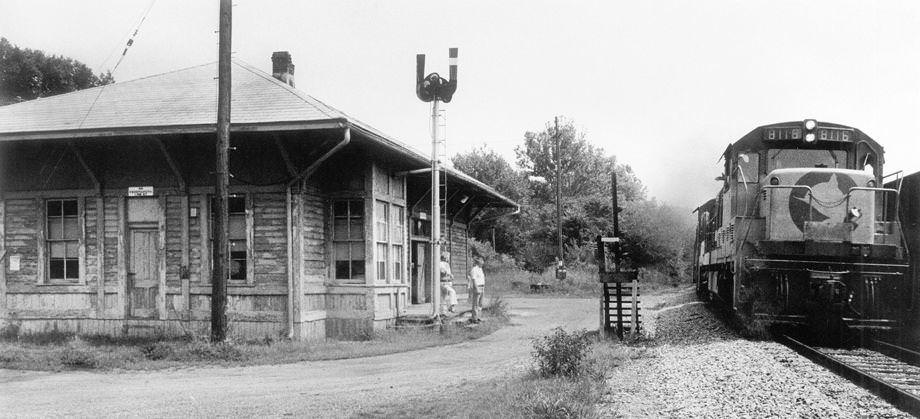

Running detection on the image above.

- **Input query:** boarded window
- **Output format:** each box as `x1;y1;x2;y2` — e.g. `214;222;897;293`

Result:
333;200;365;281
47;199;80;281
391;175;405;199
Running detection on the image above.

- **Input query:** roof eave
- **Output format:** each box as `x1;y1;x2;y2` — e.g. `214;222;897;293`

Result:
348;123;518;208
0;118;348;142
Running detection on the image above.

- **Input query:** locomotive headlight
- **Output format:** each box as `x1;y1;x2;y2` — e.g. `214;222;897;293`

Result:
867;179;876;187
769;177;779;185
804;119;817;130
804;133;816;143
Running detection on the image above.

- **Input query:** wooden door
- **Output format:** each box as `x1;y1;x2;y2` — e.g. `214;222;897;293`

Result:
411;241;430;304
128;229;159;319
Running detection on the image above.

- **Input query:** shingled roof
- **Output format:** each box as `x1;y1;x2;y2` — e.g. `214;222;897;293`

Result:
0;59;517;208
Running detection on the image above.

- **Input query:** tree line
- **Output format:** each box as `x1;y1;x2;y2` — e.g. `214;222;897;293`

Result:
0;37;113;106
452;118;695;281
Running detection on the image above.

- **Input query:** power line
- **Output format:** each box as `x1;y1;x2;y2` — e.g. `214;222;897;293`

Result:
101;0;158;76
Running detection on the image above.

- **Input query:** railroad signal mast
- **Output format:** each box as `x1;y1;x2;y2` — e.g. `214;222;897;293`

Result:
415;48;458;318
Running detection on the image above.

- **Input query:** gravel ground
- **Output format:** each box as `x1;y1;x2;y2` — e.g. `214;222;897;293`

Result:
599;303;911;418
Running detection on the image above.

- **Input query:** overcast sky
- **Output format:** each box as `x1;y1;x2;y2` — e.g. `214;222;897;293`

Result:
2;0;918;208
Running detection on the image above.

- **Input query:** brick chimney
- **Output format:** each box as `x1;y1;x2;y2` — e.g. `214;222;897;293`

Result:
271;51;295;87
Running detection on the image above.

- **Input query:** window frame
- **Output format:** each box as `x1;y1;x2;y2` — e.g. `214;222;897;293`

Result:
208;194;254;285
332;199;366;283
43;198;83;284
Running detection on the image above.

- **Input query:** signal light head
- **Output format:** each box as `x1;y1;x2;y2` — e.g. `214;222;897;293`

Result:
804;133;816;143
769;177;779;185
804;119;817;130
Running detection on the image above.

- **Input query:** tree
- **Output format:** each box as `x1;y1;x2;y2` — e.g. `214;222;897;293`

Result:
452;146;529;255
452;146;528;201
0;37;113;105
514;118;646;204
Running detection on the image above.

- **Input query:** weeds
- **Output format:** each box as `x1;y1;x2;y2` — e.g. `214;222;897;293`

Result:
0;309;510;371
532;327;592;378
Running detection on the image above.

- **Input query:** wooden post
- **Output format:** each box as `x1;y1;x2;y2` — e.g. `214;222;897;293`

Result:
615;281;623;339
211;0;232;342
630;279;639;338
116;197;127;317
95;197;105;317
180;195;190;319
36;197;45;285
0;200;6;320
157;195;167;321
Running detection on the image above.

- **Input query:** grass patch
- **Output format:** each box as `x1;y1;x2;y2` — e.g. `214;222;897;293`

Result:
487;264;691;299
357;339;652;418
0;310;510;371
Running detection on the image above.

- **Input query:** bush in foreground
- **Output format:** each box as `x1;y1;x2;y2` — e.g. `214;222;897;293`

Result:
532;327;592;378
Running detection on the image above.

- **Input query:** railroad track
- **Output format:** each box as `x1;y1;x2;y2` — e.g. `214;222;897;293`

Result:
779;335;920;417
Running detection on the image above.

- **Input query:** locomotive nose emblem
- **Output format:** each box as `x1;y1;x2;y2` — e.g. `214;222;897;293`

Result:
788;172;856;232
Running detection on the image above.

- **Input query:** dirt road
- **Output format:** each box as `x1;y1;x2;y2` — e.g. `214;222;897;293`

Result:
1;297;603;417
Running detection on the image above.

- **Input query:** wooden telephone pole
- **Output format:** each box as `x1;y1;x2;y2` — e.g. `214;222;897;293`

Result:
211;0;231;342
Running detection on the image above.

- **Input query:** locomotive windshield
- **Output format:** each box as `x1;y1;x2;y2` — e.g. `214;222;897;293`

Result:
767;149;847;172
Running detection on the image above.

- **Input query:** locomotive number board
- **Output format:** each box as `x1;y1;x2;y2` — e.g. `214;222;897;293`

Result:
763;127;854;141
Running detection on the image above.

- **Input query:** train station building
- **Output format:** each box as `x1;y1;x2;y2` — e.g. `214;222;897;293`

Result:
0;52;517;340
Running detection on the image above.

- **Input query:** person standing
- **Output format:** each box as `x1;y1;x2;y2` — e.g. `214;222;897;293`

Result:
440;251;457;314
468;257;485;323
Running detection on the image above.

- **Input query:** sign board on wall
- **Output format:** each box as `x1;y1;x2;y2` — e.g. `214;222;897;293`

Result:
128;186;154;197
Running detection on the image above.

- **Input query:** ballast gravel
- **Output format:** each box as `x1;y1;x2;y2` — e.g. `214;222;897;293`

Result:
598;303;910;418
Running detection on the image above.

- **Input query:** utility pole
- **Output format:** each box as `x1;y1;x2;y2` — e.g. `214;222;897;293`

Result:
555;116;563;274
211;0;231;342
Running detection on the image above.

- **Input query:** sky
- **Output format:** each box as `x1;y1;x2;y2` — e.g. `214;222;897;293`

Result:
2;0;919;208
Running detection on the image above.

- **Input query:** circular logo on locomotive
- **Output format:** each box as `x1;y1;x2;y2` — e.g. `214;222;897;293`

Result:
788;172;856;232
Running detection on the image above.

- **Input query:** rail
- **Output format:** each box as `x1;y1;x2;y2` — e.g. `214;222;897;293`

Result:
778;334;920;416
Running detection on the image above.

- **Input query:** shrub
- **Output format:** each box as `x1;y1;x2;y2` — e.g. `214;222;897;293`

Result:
532;328;592;378
483;296;510;320
0;323;20;340
60;348;99;368
184;341;244;361
140;342;173;360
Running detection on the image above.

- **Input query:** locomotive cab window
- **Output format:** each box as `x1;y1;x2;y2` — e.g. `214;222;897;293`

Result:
736;152;759;183
767;149;847;172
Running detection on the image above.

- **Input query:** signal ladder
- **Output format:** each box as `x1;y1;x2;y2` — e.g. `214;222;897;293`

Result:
433;109;451;217
601;280;641;339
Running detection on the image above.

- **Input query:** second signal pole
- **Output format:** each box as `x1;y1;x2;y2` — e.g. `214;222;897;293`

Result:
211;0;232;342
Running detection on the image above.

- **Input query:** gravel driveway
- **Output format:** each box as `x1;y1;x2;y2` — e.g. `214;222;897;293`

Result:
0;296;608;418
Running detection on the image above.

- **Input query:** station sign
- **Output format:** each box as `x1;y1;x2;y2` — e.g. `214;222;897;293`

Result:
128;186;154;197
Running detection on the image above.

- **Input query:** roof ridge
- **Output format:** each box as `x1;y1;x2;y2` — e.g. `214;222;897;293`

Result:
232;58;343;121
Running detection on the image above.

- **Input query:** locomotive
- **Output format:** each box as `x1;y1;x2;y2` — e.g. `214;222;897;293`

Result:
693;120;910;333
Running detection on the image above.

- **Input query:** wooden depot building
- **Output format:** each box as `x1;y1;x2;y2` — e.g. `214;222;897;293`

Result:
0;52;517;340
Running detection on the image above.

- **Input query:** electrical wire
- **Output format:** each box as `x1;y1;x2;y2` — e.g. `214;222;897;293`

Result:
110;0;158;76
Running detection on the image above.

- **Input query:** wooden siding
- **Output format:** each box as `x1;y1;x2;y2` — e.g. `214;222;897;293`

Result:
301;184;325;283
165;196;184;284
4;199;38;284
446;220;470;285
253;193;286;284
102;197;121;285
